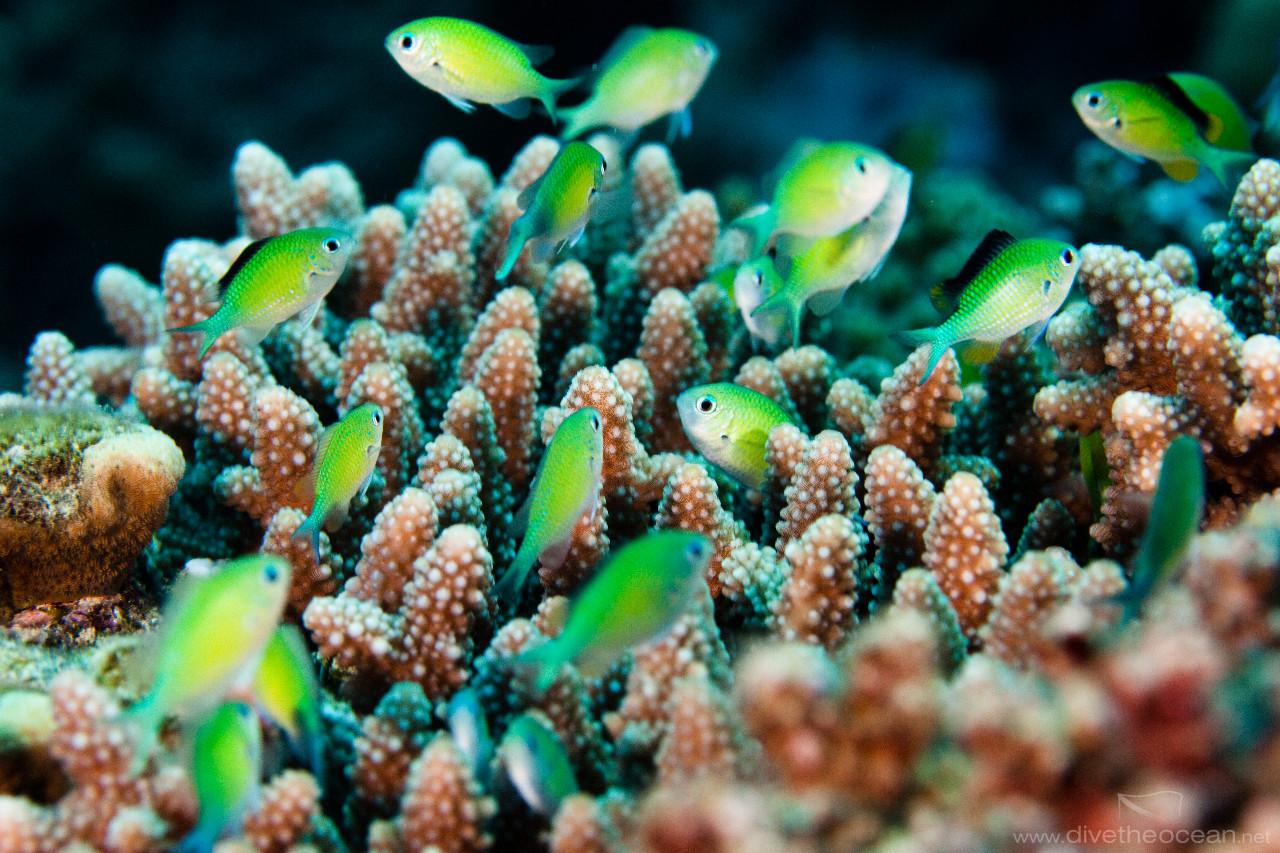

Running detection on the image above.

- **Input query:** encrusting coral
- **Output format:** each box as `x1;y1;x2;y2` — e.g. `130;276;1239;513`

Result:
6;134;1280;853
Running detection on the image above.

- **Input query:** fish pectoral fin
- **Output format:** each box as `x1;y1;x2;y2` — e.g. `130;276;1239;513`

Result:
295;300;323;328
443;93;477;114
1204;113;1225;145
959;338;1004;365
539;534;573;572
1024;317;1051;345
493;99;533;120
1161;159;1201;181
516;175;545;210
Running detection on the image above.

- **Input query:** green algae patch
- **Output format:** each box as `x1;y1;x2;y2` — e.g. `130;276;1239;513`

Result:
0;405;185;615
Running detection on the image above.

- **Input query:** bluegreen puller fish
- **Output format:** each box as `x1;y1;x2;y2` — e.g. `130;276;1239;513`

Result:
897;230;1081;384
292;403;385;556
169;227;353;359
518;531;712;691
496;141;607;281
386;17;579;121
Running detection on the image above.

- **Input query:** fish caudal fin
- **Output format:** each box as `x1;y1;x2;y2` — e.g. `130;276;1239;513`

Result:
732;205;776;256
751;290;801;350
495;547;537;605
559;103;596;141
168;316;223;360
1200;146;1258;189
514;640;566;693
892;329;948;386
541;76;583;126
291;507;324;559
496;221;530;281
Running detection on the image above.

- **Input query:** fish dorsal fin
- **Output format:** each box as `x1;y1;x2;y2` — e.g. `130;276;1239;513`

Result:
516;42;554;67
292;422;334;501
517;169;549;210
599;26;653;71
1146;74;1212;136
218;236;272;296
932;229;1017;314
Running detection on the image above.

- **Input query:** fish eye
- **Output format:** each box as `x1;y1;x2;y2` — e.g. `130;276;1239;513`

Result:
694;40;711;57
372;410;383;425
263;563;279;583
1060;247;1075;265
754;270;764;286
1086;92;1102;108
398;33;415;51
600;157;607;172
696;394;717;414
854;157;867;174
589;412;601;431
322;238;341;253
684;540;707;561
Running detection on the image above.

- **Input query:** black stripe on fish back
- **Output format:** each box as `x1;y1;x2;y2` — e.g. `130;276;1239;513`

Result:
216;236;273;296
930;229;1016;316
1145;74;1212;135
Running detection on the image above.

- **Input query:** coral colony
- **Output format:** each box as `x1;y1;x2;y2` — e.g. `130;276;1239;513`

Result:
4;15;1280;853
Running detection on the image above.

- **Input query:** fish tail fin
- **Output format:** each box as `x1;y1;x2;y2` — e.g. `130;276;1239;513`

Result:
514;639;565;693
751;288;801;350
496;221;529;281
167;316;223;359
732;205;776;256
1201;146;1258;190
173;824;217;853
291;506;324;559
541;75;583;125
559;104;593;141
892;328;947;386
494;547;537;605
125;694;164;775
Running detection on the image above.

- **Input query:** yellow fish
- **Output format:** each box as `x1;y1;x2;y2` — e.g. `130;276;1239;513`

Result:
293;403;384;554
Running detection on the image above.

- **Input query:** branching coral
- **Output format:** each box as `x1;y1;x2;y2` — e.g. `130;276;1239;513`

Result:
9;138;1280;853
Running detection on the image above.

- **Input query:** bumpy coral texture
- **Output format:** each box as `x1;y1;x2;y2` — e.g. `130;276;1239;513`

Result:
11;142;1280;853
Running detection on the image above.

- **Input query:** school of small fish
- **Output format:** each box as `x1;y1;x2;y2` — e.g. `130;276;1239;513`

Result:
143;14;1269;842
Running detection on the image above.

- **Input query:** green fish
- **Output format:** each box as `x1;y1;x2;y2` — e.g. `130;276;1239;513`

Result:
497;712;578;818
496;406;604;603
752;162;912;349
169;227;353;359
292;403;385;554
733;256;788;349
176;701;262;853
1116;435;1204;623
253;625;323;779
1072;73;1255;187
519;531;712;690
735;141;897;256
496;141;607;281
560;27;718;141
897;230;1081;384
386;17;578;120
443;687;493;786
677;383;797;490
129;554;290;771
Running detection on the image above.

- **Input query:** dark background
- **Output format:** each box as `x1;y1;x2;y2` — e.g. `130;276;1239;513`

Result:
3;0;1278;390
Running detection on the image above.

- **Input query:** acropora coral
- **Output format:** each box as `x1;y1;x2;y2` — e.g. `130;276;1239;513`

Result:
1;130;1280;853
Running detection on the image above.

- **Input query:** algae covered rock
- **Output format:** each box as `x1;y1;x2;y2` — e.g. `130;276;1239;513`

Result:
0;405;184;615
